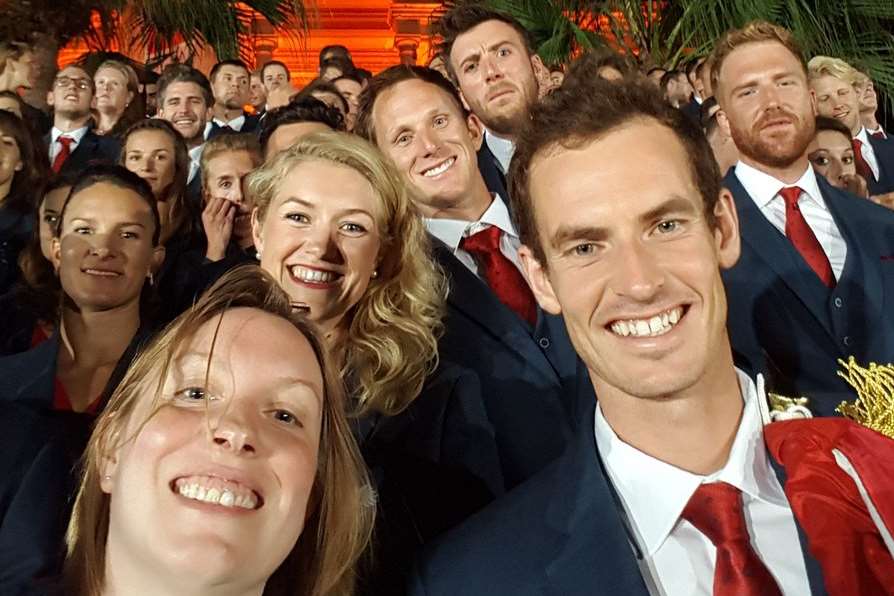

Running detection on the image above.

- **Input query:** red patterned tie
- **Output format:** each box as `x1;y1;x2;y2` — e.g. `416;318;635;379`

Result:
682;482;783;596
851;138;875;181
461;226;537;326
52;136;74;174
779;186;835;288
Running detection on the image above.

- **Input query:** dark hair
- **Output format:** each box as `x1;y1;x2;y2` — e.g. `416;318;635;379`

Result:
509;78;721;265
815;115;853;140
320;57;352;78
354;68;372;83
261;60;291;82
660;69;685;92
565;50;635;84
258;97;344;152
435;4;535;80
332;72;363;88
0;109;45;214
156;64;213;108
209;59;250;84
355;64;467;143
685;58;705;77
119;118;190;243
646;66;667;77
293;78;349;114
58;164;161;246
320;44;352;66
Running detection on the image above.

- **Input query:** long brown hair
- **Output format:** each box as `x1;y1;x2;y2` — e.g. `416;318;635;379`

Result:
63;265;375;596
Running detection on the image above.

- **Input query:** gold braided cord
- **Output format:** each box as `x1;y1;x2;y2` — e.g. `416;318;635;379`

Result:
835;357;894;439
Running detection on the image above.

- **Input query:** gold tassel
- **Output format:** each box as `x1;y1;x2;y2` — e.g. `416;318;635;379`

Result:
835;357;894;439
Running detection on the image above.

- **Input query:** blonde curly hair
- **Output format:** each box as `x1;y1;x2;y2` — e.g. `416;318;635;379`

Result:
248;131;446;416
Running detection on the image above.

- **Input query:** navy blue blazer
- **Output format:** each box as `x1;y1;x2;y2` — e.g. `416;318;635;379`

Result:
722;168;894;415
43;130;120;179
867;133;894;195
477;143;509;207
409;401;829;596
432;240;585;489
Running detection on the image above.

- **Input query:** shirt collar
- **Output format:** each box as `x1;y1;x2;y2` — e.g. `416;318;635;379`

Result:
51;125;89;145
594;368;788;557
423;194;516;251
189;143;205;163
484;129;515;174
855;126;871;145
735;160;827;211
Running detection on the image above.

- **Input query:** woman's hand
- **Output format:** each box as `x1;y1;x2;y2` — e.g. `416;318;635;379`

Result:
202;197;235;262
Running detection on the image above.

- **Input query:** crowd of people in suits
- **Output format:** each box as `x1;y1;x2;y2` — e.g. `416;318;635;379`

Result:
0;4;893;595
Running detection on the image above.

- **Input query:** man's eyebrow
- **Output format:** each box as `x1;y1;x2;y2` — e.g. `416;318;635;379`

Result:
550;224;609;250
637;196;700;224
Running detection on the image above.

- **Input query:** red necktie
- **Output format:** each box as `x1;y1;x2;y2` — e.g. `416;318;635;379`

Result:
681;482;783;596
461;226;537;326
52;136;74;173
779;186;835;288
851;138;875;181
871;130;886;140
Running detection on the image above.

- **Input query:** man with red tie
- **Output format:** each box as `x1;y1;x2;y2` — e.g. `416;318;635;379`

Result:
807;56;894;197
44;65;119;178
714;22;894;415
409;56;894;596
356;65;582;489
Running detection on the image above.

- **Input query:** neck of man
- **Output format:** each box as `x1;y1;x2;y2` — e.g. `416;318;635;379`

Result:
213;104;243;123
102;543;264;596
186;133;204;150
862;112;880;131
420;175;493;222
59;298;140;369
739;152;810;185
54;112;91;133
594;344;744;475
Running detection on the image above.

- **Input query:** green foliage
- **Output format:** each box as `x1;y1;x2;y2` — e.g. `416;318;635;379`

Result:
475;0;894;110
1;0;308;65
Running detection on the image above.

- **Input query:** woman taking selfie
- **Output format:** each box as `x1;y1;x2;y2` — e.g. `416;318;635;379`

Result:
62;266;374;596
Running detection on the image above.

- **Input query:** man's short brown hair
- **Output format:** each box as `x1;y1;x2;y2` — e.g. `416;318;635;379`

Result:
354;65;468;144
434;4;535;81
200;132;262;187
710;20;806;97
509;78;721;265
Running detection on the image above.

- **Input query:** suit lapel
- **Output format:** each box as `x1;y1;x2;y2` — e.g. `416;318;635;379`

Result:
867;135;894;191
433;241;558;384
726;171;836;341
544;405;651;596
768;456;829;596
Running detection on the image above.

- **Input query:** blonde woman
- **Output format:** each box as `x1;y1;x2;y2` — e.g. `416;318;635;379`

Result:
59;265;374;596
248;131;503;592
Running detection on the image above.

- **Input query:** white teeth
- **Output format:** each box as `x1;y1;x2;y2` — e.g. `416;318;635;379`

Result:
609;307;684;338
422;157;455;177
290;265;338;284
175;479;258;510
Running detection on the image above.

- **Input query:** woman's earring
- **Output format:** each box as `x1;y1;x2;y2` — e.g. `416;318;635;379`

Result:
147;273;154;286
371;270;378;279
103;474;111;482
255;249;262;261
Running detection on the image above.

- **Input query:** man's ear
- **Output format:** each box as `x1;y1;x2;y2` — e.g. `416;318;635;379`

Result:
467;112;484;151
531;54;548;94
46;90;54;109
458;87;472;112
150;245;166;276
809;88;818;117
713;188;741;270
519;244;561;315
716;109;732;139
251;207;264;254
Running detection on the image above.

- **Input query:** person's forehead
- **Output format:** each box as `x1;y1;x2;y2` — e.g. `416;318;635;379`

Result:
451;19;526;61
166;81;204;97
218;64;249;78
68;185;152;217
57;66;89;79
127;128;174;150
208;150;255;173
335;79;361;93
816;128;851;147
385;78;460;113
96;67;125;80
266;65;287;76
812;74;849;90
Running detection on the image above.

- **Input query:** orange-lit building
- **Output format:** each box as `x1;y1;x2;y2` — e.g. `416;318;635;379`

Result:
59;1;445;85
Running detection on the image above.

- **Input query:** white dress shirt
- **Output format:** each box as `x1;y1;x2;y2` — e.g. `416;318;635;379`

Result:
187;143;205;185
485;129;515;175
203;114;247;139
423;194;525;280
854;127;881;181
48;125;89;163
736;161;847;280
594;369;812;596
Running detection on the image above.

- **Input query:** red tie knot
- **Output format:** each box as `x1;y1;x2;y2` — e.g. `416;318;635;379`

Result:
461;225;503;254
778;186;803;209
57;136;74;148
681;482;749;546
